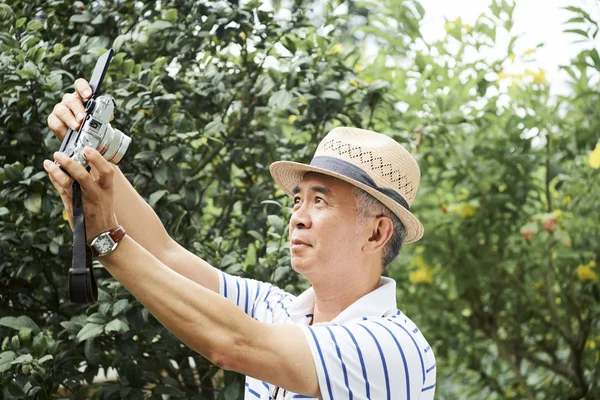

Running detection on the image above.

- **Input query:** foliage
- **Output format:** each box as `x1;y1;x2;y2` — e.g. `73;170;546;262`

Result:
1;0;599;399
353;1;600;399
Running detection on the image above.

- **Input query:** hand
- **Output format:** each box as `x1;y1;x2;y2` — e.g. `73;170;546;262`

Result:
44;147;118;240
47;79;114;142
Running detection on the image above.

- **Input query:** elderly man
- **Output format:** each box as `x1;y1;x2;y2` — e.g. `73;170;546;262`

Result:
45;80;436;399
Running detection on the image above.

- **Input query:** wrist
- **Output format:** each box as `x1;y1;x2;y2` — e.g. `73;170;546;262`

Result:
89;225;126;257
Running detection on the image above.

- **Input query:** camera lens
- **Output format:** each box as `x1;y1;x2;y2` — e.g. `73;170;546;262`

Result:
98;125;131;165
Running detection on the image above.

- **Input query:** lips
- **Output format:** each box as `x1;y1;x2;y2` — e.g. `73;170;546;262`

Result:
291;239;311;247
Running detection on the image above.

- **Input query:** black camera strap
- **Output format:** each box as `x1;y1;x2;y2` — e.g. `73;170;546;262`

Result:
68;180;98;303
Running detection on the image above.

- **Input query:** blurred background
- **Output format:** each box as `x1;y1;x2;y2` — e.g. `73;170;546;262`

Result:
0;0;599;398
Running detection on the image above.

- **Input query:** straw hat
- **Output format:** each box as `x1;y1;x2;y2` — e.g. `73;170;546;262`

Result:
270;127;424;243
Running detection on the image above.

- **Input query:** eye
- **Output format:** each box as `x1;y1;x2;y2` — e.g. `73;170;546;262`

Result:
293;196;301;205
315;196;325;204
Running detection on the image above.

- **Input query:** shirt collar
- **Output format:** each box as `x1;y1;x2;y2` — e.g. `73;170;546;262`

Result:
288;277;398;325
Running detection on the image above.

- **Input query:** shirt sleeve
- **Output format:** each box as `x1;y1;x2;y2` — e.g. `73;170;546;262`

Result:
301;318;435;400
218;270;295;322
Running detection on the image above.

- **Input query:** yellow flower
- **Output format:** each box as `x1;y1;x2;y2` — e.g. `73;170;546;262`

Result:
462;204;477;218
589;143;600;169
509;53;515;62
457;188;469;200
350;79;360;87
524;48;536;55
577;265;598;282
589;260;596;268
288;114;297;124
364;77;374;84
240;31;246;41
555;297;561;305
412;256;427;269
564;195;572;205
62;209;69;221
353;64;364;72
525;68;547;84
585;340;596;350
409;267;433;284
330;44;343;54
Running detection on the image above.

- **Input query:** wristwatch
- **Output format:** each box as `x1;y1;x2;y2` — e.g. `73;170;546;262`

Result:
89;225;126;257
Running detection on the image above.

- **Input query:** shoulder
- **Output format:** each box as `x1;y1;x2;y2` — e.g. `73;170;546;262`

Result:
301;315;436;400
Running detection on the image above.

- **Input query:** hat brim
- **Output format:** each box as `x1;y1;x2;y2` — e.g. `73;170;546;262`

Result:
270;161;424;243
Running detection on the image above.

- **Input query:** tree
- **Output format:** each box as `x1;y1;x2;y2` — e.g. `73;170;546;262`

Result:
1;0;598;398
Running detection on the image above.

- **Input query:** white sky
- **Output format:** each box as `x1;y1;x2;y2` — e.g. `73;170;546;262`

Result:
419;0;600;95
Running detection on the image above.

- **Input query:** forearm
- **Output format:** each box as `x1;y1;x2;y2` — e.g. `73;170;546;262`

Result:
93;165;220;292
104;165;173;254
100;235;255;363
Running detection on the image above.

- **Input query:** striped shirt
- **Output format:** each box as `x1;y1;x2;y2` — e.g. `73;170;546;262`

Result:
219;271;436;400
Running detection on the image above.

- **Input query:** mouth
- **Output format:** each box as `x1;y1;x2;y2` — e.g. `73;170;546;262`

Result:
291;239;311;247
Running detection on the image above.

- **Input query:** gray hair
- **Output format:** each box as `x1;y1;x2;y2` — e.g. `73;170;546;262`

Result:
352;186;406;267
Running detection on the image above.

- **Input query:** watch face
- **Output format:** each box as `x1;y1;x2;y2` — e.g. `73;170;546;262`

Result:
94;234;115;255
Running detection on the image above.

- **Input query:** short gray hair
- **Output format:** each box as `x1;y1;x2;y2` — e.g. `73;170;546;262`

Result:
352;186;406;267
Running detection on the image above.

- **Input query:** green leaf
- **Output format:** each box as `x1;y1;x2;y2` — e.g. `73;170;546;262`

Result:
76;323;105;342
149;20;173;31
24;193;42;213
0;351;16;373
273;266;289;282
0;316;40;334
26;20;43;31
105;318;129;333
247;230;264;243
11;354;33;365
164;9;178;23
37;355;53;364
70;13;92;23
87;313;107;324
268;214;284;233
149;190;168;207
0;207;9;217
161;146;179;160
322;90;341;100
111;299;129;316
15;17;26;28
269;90;294;110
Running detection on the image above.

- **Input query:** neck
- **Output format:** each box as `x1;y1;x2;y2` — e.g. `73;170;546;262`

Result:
308;262;382;325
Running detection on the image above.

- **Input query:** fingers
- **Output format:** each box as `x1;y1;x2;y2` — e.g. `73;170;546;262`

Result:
52;152;98;195
47;113;68;141
47;79;91;141
51;102;80;132
74;79;93;99
84;147;114;189
43;160;74;196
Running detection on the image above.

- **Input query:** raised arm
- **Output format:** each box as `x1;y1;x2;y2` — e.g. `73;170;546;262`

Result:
46;79;219;292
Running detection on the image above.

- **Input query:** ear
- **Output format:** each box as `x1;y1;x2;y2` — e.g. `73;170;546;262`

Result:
362;216;394;255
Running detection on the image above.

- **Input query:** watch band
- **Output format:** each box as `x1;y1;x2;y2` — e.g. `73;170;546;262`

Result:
108;225;126;243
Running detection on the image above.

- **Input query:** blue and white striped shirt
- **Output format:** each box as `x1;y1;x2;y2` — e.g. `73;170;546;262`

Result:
219;271;436;399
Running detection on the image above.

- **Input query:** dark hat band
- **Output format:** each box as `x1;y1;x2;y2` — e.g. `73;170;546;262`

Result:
309;156;410;211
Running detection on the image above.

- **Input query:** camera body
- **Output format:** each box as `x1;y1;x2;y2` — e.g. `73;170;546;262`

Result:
57;49;131;169
67;95;131;168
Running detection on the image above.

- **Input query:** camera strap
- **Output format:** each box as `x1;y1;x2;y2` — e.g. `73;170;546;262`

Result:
68;180;98;303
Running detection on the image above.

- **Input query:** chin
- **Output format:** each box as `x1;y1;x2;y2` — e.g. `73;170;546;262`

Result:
290;256;310;275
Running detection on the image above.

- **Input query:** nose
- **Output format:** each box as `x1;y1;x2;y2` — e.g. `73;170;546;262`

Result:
290;201;312;230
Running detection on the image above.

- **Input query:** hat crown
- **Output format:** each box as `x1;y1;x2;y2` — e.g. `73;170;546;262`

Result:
314;127;420;205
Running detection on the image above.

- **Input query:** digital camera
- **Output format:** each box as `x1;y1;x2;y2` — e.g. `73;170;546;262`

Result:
58;49;131;168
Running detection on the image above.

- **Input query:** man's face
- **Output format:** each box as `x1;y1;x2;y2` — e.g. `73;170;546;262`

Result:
288;173;370;277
